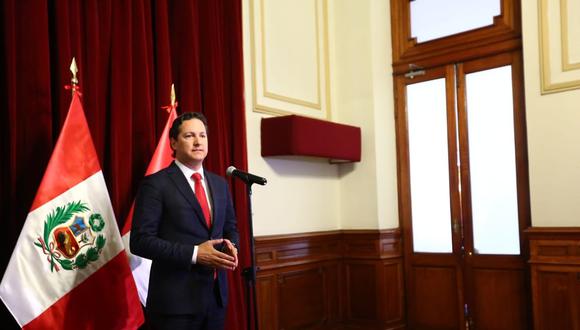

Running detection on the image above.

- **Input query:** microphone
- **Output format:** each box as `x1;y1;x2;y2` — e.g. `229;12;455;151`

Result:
226;166;267;186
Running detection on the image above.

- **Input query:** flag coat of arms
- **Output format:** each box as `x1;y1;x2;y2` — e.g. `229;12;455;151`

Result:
121;106;177;305
0;92;144;329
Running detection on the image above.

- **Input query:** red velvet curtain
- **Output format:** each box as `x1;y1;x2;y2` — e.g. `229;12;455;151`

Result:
0;1;250;329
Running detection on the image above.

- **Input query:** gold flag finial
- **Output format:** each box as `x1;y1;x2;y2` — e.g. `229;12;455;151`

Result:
68;57;79;97
162;84;178;113
170;83;176;107
70;57;78;87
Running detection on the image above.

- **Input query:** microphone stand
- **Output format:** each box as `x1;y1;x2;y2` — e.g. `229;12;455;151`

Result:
241;182;259;330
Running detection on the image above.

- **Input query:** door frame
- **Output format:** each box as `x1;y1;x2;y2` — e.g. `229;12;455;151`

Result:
394;51;531;329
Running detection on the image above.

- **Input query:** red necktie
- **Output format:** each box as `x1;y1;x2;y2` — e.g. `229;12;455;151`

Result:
191;173;211;227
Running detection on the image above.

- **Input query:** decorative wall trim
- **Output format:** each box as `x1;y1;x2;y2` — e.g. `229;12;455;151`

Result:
260;0;321;109
560;0;580;71
255;229;405;330
539;0;580;93
255;230;342;271
526;227;580;266
249;0;331;118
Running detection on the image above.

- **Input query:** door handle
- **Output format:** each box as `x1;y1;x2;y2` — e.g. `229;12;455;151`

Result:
453;219;461;234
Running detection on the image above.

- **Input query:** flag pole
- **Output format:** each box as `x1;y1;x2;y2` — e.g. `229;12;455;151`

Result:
69;57;79;96
0;56;144;329
122;83;179;306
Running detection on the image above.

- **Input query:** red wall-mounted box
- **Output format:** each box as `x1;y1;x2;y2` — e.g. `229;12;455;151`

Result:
261;115;361;163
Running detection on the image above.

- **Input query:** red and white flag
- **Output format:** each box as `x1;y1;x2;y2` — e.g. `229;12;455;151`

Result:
0;92;144;329
121;106;177;305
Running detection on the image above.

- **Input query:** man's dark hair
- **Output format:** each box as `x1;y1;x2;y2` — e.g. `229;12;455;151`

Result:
169;112;209;157
169;112;209;140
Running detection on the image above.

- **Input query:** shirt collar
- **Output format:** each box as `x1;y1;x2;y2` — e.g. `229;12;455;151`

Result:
174;159;205;180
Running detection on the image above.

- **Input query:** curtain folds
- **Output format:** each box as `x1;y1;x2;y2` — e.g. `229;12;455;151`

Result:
0;0;249;328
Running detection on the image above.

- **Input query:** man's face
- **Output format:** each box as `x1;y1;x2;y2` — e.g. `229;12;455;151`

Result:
170;118;208;170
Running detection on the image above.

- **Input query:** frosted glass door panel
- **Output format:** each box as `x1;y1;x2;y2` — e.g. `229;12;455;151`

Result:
411;0;501;43
407;79;453;253
465;66;520;255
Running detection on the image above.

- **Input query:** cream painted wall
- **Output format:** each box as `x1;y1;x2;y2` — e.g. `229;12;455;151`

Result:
330;0;398;229
242;0;580;235
522;1;580;227
242;0;340;236
242;0;398;235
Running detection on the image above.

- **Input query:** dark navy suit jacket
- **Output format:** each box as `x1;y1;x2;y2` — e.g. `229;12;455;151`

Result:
130;161;239;314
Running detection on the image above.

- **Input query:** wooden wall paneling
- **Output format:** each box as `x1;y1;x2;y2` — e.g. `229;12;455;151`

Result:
255;231;343;329
254;229;404;330
255;230;342;271
278;266;326;329
341;229;404;329
344;261;378;321
324;262;341;326
256;273;278;330
526;227;580;330
381;260;405;326
534;266;577;329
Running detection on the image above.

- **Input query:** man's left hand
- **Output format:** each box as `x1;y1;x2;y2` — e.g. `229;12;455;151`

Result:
223;239;238;269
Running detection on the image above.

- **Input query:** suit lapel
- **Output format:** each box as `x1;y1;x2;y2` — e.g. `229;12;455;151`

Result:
167;162;209;230
205;172;222;236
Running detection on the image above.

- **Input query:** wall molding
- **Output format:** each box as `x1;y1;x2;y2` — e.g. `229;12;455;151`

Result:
560;0;580;71
539;0;580;93
249;0;331;118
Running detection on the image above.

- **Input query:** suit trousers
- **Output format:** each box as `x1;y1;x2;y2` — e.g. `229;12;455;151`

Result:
146;281;226;330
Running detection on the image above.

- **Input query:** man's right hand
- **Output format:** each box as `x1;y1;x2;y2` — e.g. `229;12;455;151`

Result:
196;239;237;270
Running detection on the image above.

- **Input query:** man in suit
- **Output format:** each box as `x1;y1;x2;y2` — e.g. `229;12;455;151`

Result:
130;112;239;330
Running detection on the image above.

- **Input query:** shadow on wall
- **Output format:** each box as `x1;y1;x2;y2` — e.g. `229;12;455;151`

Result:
263;156;341;179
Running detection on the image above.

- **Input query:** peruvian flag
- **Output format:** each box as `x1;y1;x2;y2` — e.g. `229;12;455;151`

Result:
0;92;144;329
121;105;177;305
